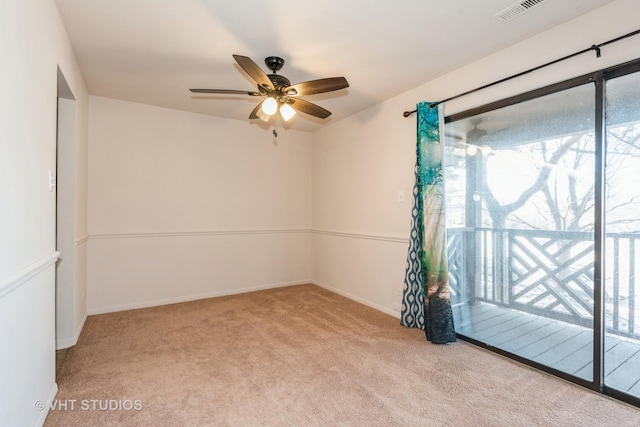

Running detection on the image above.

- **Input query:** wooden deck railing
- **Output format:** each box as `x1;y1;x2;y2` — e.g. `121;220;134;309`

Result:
447;227;640;339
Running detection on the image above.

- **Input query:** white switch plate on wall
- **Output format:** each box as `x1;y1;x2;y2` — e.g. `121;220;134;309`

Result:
48;170;57;192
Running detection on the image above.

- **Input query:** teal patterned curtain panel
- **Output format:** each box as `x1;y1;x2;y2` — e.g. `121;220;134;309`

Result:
399;164;425;330
400;102;456;344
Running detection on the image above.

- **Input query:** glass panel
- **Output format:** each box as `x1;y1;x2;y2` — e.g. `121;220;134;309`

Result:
604;71;640;398
446;83;595;381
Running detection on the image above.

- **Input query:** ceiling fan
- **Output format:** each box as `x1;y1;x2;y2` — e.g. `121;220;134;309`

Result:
446;119;495;156
190;55;349;122
447;119;489;142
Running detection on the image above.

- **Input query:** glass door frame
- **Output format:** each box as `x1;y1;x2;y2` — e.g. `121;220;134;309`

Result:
445;57;640;408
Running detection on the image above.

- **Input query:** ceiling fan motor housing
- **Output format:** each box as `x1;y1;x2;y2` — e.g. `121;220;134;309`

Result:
267;73;291;89
264;57;291;91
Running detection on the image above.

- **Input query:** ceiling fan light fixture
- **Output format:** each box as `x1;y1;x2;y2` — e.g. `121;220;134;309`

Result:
262;97;278;115
280;103;296;121
256;106;270;122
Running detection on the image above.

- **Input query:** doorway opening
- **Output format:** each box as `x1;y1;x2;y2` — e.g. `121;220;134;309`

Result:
55;67;77;359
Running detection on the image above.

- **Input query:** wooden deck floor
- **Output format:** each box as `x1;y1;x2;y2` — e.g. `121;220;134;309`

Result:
453;302;640;397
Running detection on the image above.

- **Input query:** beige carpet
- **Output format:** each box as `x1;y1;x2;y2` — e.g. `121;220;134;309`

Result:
46;284;640;426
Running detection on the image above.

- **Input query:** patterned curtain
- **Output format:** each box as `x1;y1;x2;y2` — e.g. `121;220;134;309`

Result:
400;102;456;344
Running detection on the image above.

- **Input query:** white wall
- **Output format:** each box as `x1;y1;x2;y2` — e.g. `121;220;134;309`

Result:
87;97;312;313
0;1;88;426
311;0;640;315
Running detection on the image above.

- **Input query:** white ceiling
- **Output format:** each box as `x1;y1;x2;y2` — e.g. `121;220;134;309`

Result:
55;0;616;132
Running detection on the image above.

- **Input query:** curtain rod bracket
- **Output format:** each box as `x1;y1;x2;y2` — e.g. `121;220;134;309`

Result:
403;102;439;117
591;45;601;58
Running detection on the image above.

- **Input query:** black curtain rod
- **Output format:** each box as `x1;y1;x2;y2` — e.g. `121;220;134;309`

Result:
403;28;640;118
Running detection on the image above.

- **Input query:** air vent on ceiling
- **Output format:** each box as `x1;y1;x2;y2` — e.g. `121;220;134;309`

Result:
493;0;546;23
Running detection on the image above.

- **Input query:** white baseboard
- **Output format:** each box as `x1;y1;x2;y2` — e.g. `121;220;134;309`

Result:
311;280;401;320
36;382;58;427
56;311;87;350
87;280;311;315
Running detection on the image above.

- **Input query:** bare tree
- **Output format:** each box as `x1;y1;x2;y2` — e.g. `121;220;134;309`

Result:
476;127;640;233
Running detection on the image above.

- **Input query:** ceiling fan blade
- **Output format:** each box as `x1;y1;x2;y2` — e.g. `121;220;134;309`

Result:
289;98;331;119
233;54;274;90
190;88;263;96
284;77;349;96
249;102;263;120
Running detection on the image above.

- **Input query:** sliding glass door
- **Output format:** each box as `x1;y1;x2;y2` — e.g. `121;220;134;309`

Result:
604;69;640;397
445;82;596;381
444;60;640;405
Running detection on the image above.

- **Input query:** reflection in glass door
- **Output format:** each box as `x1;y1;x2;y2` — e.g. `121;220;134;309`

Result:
604;70;640;398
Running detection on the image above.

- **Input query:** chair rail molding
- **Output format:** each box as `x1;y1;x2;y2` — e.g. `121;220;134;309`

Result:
0;251;60;299
75;234;89;246
88;228;312;240
311;229;409;244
